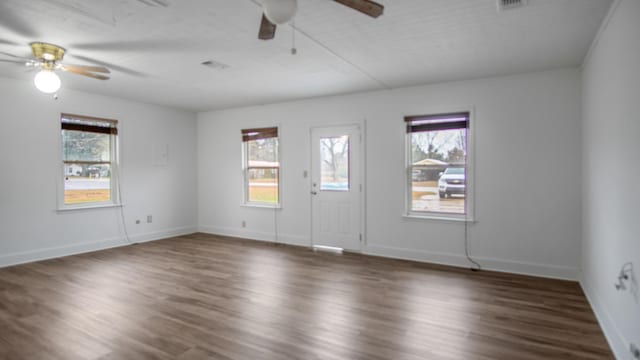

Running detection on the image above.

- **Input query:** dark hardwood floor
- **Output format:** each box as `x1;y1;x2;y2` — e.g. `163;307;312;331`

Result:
0;233;612;359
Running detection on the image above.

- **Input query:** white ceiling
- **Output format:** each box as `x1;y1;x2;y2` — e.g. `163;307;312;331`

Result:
0;0;612;112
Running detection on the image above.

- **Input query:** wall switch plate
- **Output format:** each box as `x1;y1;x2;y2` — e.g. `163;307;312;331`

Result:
147;215;152;223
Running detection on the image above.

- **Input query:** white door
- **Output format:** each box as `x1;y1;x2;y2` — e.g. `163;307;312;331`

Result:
311;125;361;251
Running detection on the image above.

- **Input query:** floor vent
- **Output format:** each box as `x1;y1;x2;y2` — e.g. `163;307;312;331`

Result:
497;0;527;11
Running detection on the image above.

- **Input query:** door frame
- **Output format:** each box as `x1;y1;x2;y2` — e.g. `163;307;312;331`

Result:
309;120;366;253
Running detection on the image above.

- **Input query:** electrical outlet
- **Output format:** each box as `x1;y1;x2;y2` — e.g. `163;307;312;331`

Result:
631;343;640;359
135;219;141;224
147;215;152;223
241;220;246;228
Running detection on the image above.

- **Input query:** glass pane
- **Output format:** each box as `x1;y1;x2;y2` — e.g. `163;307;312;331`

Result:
64;163;111;204
320;136;349;191
247;168;279;204
62;130;111;162
410;128;466;214
247;137;279;164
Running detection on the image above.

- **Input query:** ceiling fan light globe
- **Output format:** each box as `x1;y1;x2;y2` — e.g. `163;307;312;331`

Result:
34;70;61;93
263;0;297;25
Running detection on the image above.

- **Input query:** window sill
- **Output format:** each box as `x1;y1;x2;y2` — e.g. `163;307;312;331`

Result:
241;203;282;210
57;203;122;212
403;213;475;223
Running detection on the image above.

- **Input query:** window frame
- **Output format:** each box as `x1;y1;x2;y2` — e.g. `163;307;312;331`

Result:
404;109;475;222
58;113;120;210
241;126;281;208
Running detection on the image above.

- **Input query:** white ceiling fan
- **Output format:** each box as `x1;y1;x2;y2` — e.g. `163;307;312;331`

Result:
258;0;385;40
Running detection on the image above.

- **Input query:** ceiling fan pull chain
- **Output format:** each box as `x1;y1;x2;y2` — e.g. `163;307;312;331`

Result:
291;20;297;55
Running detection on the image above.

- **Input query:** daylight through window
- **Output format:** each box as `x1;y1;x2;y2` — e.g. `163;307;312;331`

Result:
405;112;469;215
242;127;280;205
320;136;350;191
61;114;118;207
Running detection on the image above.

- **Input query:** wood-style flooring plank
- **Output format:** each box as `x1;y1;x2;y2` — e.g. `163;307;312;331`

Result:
0;233;613;359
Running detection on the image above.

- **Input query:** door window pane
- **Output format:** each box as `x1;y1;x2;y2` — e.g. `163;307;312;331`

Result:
320;136;349;191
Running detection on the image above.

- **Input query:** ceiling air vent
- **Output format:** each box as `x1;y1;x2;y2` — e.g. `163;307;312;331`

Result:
497;0;527;11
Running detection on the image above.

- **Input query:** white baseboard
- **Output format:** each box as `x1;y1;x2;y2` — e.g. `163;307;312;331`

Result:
365;244;469;267
198;225;311;247
196;226;578;280
128;226;197;243
365;244;579;280
580;277;627;360
364;243;580;280
0;226;197;268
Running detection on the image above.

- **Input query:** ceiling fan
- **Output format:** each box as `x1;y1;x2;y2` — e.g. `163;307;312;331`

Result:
258;0;384;40
0;42;110;93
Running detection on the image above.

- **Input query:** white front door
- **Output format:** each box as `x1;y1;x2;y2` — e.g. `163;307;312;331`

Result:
310;125;361;251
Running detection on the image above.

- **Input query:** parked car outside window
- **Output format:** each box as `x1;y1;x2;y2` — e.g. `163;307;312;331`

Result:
438;167;465;198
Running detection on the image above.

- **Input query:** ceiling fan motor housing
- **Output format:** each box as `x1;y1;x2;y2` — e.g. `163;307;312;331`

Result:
30;42;66;63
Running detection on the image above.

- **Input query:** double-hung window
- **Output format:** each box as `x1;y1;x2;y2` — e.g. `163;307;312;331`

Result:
61;113;119;208
242;127;280;206
405;112;471;218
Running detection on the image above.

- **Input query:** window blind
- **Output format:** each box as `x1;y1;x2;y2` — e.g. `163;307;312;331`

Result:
241;127;278;142
404;112;469;133
61;113;118;135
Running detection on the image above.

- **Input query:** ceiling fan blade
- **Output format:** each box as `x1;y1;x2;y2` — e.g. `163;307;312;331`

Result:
258;14;276;40
69;54;147;77
0;39;20;46
0;59;26;65
136;0;168;7
62;66;110;80
149;0;169;7
334;0;384;18
61;63;111;74
0;2;40;38
0;51;32;61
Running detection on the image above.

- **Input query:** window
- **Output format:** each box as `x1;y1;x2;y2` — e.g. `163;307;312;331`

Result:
405;112;470;217
320;136;350;191
61;113;118;208
242;127;279;206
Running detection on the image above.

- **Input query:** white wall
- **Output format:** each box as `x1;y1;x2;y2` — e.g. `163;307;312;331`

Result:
198;67;582;280
581;0;640;358
0;76;198;266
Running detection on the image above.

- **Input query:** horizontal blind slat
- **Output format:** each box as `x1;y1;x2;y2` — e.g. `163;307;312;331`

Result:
241;127;278;141
61;123;117;135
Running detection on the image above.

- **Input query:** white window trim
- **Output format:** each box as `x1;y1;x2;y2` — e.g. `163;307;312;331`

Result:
403;107;475;222
56;203;123;212
241;125;281;208
57;115;121;211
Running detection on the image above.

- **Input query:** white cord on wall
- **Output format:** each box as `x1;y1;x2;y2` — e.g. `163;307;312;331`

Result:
464;151;481;271
464;216;481;271
116;165;133;244
273;206;279;243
